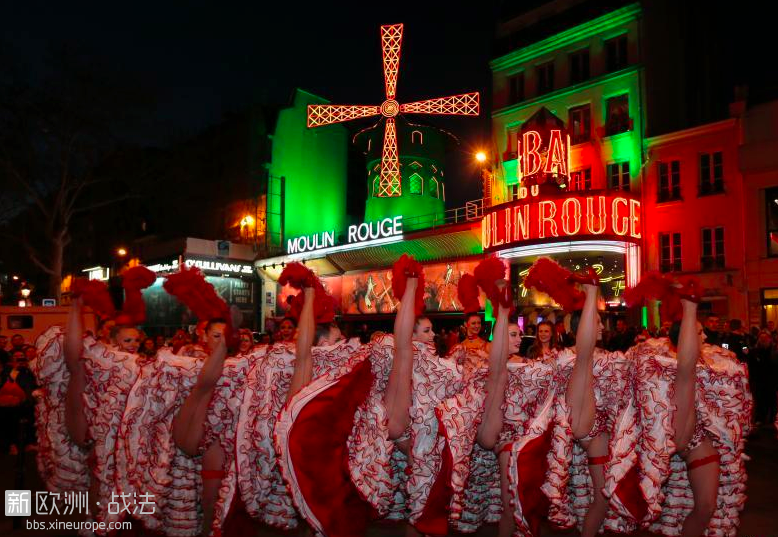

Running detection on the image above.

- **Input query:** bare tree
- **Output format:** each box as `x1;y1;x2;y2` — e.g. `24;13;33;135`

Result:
0;45;146;300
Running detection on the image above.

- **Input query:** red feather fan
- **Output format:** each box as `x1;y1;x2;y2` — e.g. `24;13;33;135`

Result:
279;262;317;290
287;286;337;324
279;262;337;323
163;267;230;321
457;273;481;314
623;271;701;323
473;257;506;307
391;254;426;316
116;266;157;326
71;279;116;319
523;257;585;312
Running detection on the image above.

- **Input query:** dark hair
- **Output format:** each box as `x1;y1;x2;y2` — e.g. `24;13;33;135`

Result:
526;320;559;360
569;311;582;334
280;317;297;328
464;312;482;324
315;322;339;345
729;319;742;331
669;321;681;346
205;318;228;333
414;316;431;330
110;324;139;340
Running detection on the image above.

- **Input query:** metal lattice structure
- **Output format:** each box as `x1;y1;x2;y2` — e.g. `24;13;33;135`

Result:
307;23;480;197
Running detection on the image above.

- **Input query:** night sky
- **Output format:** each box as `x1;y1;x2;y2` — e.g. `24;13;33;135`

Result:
4;1;495;140
3;1;774;205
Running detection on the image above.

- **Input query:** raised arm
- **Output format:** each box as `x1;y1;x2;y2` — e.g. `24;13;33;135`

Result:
477;282;510;450
567;283;599;439
172;338;227;456
287;287;315;402
64;298;89;448
385;277;417;439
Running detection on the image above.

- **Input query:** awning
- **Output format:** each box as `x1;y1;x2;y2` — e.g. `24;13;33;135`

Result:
258;221;483;278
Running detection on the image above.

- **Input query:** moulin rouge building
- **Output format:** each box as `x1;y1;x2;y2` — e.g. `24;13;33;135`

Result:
254;4;778;332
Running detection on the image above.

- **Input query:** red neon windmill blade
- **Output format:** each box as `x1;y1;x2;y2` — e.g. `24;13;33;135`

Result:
378;23;403;197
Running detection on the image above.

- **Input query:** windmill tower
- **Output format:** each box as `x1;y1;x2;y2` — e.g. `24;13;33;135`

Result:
307;23;479;225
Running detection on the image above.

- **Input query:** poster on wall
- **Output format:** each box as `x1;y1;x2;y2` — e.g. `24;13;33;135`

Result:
275;259;486;317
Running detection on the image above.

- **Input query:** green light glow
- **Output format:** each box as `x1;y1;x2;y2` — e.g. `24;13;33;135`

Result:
490;3;641;72
269;89;348;245
642;305;648;329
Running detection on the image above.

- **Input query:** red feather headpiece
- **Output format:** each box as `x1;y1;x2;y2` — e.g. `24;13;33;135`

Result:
391;254;425;316
523;257;585;311
280;262;336;324
114;266;156;326
71;279;115;319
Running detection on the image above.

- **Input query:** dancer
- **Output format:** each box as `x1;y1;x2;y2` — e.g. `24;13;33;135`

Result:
32;266;156;531
617;274;752;537
278;255;496;536
116;267;244;536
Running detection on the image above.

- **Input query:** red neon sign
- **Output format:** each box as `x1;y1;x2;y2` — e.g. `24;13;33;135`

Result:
481;192;641;250
518;129;570;181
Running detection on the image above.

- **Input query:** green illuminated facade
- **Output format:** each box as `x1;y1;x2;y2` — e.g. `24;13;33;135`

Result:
267;89;348;248
490;3;644;203
358;122;447;229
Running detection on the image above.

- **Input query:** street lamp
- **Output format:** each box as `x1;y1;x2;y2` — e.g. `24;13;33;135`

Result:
12;275;19;281
474;151;493;205
20;286;31;307
116;247;128;257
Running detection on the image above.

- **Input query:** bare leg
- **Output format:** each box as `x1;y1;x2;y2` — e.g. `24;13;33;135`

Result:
386;278;417;439
498;450;516;537
172;339;228;456
580;433;609;537
681;438;719;537
201;442;226;537
567;283;599;439
288;287;315;401
477;283;510;450
64;297;89;447
673;298;699;452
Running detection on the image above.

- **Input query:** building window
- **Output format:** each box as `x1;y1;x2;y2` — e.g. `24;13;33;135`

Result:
699;151;724;195
429;177;440;198
658;161;681;202
766;187;778;256
536;61;554;95
411;131;423;144
605;94;630;136
409;172;423;195
508;183;520;201
504;126;519;161
605;34;628;72
701;227;725;270
570;168;592;191
660;232;682;272
569;104;591;144
569;49;590;84
608;161;630;191
508;72;524;104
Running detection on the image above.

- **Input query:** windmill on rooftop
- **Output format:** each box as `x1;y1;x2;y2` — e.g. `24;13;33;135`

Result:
307;24;480;210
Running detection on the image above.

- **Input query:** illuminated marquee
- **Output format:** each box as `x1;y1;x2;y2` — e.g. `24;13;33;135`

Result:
482;192;641;250
287;216;404;254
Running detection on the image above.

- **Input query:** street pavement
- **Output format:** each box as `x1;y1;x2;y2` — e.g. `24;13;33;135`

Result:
3;425;776;536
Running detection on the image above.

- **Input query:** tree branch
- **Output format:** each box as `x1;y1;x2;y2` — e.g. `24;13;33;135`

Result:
71;193;137;215
24;240;56;277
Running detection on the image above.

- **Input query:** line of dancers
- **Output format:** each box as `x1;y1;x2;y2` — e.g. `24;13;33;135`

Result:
30;255;751;537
